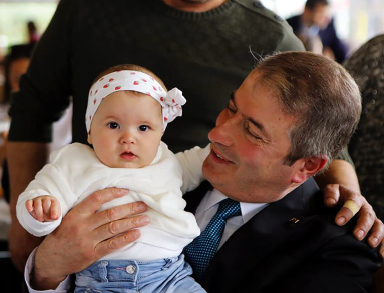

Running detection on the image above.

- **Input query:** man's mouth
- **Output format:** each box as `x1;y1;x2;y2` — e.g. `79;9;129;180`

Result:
120;151;137;160
210;148;232;164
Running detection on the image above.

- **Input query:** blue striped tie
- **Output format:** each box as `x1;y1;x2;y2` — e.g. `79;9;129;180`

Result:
184;198;241;281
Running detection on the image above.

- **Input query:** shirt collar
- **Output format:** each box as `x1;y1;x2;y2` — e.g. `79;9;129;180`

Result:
203;188;269;224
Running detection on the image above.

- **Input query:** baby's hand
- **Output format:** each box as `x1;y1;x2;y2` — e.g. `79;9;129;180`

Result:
25;195;61;222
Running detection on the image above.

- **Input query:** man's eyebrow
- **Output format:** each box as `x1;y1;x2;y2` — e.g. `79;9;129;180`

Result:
232;91;270;139
246;115;267;136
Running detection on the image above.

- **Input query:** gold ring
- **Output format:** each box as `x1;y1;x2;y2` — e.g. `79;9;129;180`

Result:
343;200;359;215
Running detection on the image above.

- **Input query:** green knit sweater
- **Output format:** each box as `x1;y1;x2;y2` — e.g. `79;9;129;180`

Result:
8;0;350;161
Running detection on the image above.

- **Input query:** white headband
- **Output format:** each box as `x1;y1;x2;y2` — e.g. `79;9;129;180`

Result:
85;70;186;132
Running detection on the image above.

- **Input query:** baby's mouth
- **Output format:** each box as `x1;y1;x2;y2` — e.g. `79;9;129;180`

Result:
120;151;137;160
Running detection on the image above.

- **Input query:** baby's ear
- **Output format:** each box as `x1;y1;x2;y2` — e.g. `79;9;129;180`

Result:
87;133;92;145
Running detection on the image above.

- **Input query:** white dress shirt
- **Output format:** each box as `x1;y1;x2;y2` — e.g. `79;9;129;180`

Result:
195;188;268;250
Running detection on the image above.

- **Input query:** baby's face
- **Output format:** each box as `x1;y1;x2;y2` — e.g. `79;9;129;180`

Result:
88;91;163;168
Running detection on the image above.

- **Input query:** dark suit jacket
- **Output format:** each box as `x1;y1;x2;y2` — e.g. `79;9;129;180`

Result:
286;15;349;63
184;178;381;293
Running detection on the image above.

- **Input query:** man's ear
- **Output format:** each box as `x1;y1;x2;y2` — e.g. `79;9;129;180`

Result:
292;157;328;184
87;132;92;145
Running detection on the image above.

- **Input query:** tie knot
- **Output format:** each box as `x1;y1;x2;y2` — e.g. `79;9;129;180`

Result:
217;198;241;221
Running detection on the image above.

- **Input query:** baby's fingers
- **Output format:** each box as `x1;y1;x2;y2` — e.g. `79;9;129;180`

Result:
41;197;61;221
33;197;44;222
42;197;53;219
26;200;40;221
25;199;34;213
49;198;61;220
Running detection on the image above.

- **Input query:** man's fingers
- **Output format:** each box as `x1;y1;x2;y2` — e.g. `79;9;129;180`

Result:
334;186;363;226
366;218;384;250
91;201;148;228
335;207;354;226
343;200;360;215
335;199;362;226
75;188;129;215
352;205;376;241
323;184;340;207
95;229;141;259
94;214;150;242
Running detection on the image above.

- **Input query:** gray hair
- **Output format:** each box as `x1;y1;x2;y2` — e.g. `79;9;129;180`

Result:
255;51;361;166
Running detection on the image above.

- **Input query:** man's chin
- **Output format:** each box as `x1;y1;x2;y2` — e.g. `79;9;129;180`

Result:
202;162;224;190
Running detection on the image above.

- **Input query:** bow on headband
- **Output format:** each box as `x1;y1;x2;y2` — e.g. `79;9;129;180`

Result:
85;70;186;132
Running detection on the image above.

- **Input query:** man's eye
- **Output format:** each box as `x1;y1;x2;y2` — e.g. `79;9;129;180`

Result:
227;105;236;114
245;123;263;141
248;130;262;140
139;125;149;132
247;127;263;141
107;122;120;129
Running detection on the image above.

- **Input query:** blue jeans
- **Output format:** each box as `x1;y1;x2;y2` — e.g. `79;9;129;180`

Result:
74;254;206;293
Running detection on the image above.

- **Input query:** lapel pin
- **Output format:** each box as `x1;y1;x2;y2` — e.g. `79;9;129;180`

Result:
288;218;300;224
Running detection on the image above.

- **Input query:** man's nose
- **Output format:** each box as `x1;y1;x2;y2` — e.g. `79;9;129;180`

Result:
208;114;238;146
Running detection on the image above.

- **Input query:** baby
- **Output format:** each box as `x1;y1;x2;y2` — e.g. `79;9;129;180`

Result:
16;64;209;293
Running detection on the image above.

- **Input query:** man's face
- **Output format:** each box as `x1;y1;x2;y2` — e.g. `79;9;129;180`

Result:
88;91;163;168
202;70;302;203
310;4;331;29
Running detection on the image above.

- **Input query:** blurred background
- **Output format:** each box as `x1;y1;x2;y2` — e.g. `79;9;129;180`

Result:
263;0;384;53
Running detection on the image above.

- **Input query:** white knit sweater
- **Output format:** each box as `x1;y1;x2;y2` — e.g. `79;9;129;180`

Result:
17;142;210;261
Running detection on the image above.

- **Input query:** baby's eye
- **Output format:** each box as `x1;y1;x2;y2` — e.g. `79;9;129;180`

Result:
107;122;120;129
139;125;149;132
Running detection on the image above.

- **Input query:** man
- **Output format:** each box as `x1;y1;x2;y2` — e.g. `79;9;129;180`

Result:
6;0;382;276
26;52;381;292
287;0;349;63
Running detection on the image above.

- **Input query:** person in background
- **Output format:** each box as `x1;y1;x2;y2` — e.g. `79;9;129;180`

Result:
1;43;35;202
0;42;36;293
27;21;40;44
286;0;349;63
1;43;72;201
6;0;383;275
344;34;384;293
343;34;384;222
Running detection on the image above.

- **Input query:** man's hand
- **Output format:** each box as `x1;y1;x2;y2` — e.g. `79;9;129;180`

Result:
32;188;149;290
323;184;384;257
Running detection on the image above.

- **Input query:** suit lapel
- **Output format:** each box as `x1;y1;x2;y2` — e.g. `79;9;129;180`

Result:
200;178;322;292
